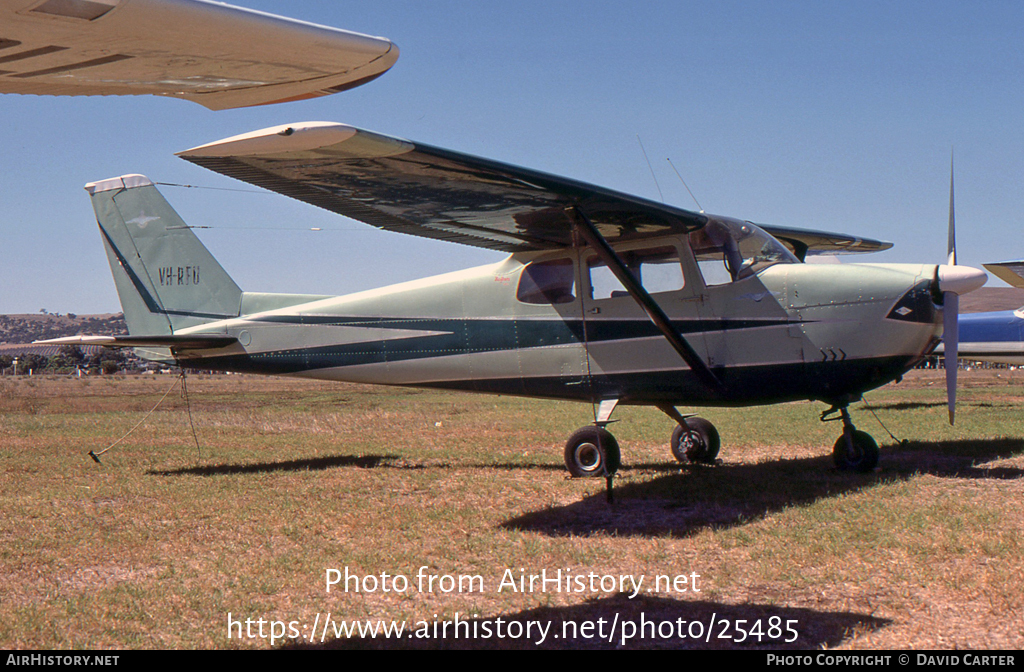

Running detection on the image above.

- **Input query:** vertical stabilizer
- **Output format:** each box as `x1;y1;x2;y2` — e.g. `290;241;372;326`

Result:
86;175;242;335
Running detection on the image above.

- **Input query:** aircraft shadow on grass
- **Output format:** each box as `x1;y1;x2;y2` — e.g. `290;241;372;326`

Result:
865;400;949;411
502;438;1024;539
145;455;573;476
146;454;416;476
285;592;889;650
868;400;1020;412
147;436;1022;541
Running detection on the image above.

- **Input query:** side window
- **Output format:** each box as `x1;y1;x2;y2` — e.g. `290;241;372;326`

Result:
517;259;576;304
589;263;628;301
587;247;685;300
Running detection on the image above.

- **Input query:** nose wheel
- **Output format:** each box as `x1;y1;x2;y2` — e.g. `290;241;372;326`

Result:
823;406;879;472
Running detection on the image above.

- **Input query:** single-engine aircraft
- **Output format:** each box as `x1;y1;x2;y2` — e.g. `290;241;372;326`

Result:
0;0;397;109
45;122;988;476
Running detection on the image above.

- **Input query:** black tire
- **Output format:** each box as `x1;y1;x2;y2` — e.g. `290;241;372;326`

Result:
564;426;621;477
832;430;879;472
670;417;720;464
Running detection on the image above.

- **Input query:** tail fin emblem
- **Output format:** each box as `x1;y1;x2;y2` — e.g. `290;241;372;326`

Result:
127;213;160;227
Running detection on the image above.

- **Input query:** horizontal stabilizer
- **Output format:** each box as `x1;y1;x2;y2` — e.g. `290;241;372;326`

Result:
35;335;238;350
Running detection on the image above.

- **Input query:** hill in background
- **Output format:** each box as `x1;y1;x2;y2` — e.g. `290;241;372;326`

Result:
0;313;127;345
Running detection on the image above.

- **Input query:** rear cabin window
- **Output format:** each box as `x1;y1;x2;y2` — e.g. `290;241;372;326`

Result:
517;259;577;304
587;247;685;300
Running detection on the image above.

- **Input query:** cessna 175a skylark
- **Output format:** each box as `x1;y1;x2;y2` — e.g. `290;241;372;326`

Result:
46;122;987;476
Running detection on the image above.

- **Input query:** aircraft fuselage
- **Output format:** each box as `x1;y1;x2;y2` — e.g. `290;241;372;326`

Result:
167;243;942;408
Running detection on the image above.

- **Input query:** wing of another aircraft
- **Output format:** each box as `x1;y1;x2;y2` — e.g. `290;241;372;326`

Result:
984;260;1024;288
178;121;893;255
0;0;397;109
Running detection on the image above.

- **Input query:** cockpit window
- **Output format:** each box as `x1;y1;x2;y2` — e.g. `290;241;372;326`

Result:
689;219;797;286
517;259;576;304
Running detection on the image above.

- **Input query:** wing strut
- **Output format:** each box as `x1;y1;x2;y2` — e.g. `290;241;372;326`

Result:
566;206;726;396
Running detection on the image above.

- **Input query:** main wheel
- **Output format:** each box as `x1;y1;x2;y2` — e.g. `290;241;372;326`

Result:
832;430;879;472
564;426;621;478
670;417;720;464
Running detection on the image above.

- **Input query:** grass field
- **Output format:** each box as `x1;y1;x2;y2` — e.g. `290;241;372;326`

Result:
1;370;1021;649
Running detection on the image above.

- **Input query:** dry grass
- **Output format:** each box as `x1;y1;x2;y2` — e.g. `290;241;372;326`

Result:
0;370;1021;649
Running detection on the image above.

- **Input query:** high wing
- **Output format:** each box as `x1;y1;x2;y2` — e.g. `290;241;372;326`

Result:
178;121;892;255
0;0;397;110
758;225;893;260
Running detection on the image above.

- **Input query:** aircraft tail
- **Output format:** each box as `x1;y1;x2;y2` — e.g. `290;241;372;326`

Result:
86;175;242;335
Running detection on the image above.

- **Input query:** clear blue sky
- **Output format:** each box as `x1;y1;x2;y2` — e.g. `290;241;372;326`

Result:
2;0;1022;314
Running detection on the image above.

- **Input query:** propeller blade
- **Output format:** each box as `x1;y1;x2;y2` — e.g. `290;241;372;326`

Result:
944;151;959;425
943;291;959;425
947;152;956;266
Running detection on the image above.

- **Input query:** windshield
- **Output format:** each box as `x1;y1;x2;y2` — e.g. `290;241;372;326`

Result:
689;218;798;285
